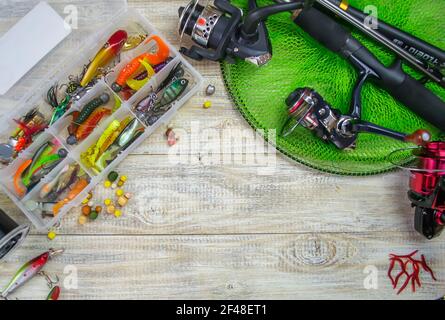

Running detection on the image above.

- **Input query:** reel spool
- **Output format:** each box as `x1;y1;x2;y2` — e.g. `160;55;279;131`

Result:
0;209;29;261
389;142;445;239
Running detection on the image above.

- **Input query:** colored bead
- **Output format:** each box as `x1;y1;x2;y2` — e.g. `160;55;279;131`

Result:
106;205;116;214
108;171;119;182
124;193;132;199
82;205;91;216
104;199;112;206
114;210;122;218
78;215;87;225
104;180;112;188
117;196;128;207
111;183;117;189
95;206;102;213
81;198;89;205
89;211;98;220
120;175;127;182
87;201;94;207
116;189;124;197
47;231;57;240
203;101;212;109
87;192;93;199
117;180;125;187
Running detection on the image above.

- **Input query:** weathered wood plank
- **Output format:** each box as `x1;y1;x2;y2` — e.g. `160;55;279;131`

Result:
1;234;443;300
0;154;415;235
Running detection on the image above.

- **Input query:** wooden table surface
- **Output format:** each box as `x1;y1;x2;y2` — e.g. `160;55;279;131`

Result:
0;0;444;300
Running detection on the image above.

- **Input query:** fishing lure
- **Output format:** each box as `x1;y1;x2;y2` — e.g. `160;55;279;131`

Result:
46;286;61;300
40;164;79;201
81;120;122;169
111;35;170;92
67;93;110;145
155;78;189;109
126;58;156;91
75;107;112;142
80;30;128;87
123;33;147;51
1;248;64;299
49;95;71;126
95;118;144;171
53;178;89;215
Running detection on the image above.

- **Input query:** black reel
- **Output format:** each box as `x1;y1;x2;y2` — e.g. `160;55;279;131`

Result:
178;0;304;65
0;209;29;261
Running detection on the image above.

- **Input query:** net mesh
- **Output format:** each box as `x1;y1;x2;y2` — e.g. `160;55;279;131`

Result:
221;0;445;175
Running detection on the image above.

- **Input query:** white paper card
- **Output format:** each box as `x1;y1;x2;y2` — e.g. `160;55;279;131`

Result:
0;2;72;95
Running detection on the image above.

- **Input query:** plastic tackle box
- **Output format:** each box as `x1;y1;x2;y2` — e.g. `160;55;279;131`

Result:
0;3;203;231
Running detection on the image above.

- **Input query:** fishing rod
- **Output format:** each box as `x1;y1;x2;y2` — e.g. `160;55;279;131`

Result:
310;0;445;88
178;0;445;148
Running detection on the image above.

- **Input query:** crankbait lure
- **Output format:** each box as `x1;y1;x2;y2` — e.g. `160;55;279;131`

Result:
155;78;189;109
1;248;64;299
80;30;128;87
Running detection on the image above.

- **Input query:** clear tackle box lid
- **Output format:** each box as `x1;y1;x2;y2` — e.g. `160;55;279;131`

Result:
0;0;128;111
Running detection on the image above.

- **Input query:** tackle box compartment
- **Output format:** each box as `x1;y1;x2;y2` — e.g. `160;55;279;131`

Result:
0;5;203;231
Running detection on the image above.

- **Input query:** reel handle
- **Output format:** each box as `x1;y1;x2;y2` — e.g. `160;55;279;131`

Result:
293;6;445;130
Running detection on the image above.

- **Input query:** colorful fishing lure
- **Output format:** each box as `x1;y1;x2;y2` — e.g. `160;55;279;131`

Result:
80;30;128;87
1;249;64;299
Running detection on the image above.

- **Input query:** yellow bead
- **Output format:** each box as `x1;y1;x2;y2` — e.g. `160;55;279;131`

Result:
47;231;57;240
81;198;89;205
78;215;88;225
203;101;212;109
104;199;112;206
104;180;112;188
114;210;122;218
116;189;124;197
120;175;127;182
117;180;125;187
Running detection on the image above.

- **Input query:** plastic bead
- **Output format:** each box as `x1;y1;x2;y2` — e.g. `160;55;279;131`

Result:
108;171;119;182
95;206;102;214
118;196;129;207
117;180;125;187
47;231;57;240
82;205;91;216
87;201;94;207
120;175;127;182
104;180;112;188
114;210;122;218
78;215;87;225
125;193;132;199
116;189;124;197
111;183;117;189
106;205;116;214
81;198;89;205
89;211;98;220
203;101;212;109
104;199;112;206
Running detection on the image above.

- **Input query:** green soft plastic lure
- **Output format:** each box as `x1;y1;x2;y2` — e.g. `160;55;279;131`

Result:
1;249;64;299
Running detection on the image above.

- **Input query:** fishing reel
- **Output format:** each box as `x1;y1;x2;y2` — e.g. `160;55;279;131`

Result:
178;0;305;65
283;85;431;150
407;142;445;239
0;209;29;261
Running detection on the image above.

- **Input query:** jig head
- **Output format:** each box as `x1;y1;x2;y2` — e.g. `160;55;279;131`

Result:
1;248;64;299
80;30;128;87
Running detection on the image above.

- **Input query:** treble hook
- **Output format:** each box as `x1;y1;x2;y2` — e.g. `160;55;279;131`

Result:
38;271;59;288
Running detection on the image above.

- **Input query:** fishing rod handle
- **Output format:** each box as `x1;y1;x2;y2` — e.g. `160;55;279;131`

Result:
293;6;445;130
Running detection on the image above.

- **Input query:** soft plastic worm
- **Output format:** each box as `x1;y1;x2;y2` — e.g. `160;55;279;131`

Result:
75;107;112;141
76;93;110;125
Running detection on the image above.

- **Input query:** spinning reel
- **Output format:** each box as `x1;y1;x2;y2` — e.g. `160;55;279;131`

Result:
0;209;29;261
179;0;304;65
393;142;445;239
